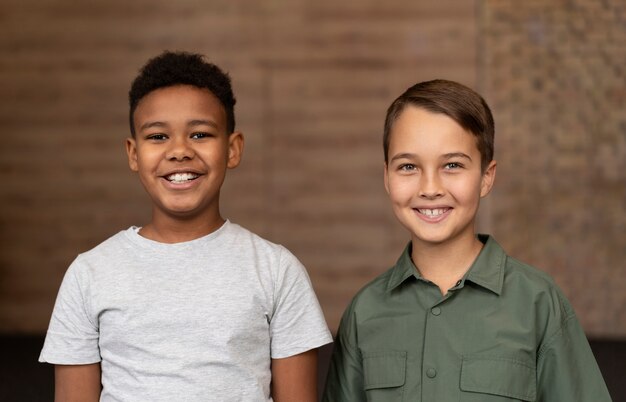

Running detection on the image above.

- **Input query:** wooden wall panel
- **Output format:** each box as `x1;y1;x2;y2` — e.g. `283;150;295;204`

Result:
482;0;626;337
4;0;621;338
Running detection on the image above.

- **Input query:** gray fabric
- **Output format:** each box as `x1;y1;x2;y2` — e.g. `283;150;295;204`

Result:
40;221;332;401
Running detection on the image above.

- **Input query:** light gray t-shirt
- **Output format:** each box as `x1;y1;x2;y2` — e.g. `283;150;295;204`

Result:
40;221;332;401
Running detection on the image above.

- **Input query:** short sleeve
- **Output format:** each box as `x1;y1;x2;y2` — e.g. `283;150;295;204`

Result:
268;247;332;359
536;311;612;401
39;257;101;364
322;299;366;402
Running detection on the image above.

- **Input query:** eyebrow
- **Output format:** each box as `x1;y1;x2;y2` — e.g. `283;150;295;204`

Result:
389;152;416;162
139;119;219;131
188;119;218;129
389;152;473;162
443;152;473;161
139;121;166;131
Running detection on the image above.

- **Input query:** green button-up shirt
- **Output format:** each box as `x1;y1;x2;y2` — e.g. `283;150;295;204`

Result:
323;235;611;402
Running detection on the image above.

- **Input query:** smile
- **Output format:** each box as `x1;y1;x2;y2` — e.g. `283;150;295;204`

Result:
165;172;199;183
416;208;449;217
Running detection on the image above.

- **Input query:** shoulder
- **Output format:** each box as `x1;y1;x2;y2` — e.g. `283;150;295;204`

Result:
224;221;286;255
78;228;135;260
220;223;310;287
334;266;396;347
66;229;134;274
52;230;134;307
504;256;569;301
483;235;563;301
501;252;576;330
342;266;396;319
70;230;131;269
504;256;558;292
224;222;298;264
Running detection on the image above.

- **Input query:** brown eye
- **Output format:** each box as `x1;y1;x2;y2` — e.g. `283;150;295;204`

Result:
147;134;167;141
191;132;213;139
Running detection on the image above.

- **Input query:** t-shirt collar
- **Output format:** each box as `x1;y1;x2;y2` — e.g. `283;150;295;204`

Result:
386;234;506;295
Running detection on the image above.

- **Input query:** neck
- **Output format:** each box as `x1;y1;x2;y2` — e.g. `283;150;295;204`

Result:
411;231;483;295
140;209;225;244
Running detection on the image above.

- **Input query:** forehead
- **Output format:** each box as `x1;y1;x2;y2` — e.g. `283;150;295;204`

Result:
134;85;226;128
389;106;480;157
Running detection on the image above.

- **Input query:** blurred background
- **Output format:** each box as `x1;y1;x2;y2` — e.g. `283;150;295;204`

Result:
1;0;625;400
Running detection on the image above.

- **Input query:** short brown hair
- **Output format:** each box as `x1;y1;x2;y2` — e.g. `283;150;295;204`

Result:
383;79;494;170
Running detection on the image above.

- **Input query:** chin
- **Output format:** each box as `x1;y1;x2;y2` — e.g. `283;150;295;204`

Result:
408;226;458;245
413;236;451;246
156;203;206;219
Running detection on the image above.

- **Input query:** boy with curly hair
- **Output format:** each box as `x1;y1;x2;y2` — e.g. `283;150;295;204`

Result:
40;51;331;402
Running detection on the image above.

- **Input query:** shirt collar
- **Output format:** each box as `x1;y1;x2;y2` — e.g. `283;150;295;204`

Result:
386;234;506;295
464;234;506;295
386;243;417;292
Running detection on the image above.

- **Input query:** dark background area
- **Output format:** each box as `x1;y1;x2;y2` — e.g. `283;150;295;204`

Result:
1;336;624;401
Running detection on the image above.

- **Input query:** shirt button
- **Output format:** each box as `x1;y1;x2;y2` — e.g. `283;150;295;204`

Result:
431;307;441;316
426;368;437;378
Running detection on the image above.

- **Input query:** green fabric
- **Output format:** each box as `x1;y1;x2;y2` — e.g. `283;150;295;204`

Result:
323;235;612;402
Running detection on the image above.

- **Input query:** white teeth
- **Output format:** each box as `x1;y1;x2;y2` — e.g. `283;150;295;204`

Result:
166;173;198;183
418;208;447;217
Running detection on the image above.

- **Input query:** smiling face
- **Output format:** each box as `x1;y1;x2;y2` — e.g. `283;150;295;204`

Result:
384;106;496;248
126;85;243;228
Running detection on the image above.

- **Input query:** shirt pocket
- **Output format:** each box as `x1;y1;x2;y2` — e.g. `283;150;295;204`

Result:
362;350;406;402
460;356;536;401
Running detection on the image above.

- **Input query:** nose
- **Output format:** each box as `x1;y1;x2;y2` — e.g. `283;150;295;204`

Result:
166;136;194;161
419;171;444;199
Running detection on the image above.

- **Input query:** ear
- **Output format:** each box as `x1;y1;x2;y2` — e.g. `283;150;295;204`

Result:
126;137;139;172
480;160;497;198
383;162;390;195
227;131;244;169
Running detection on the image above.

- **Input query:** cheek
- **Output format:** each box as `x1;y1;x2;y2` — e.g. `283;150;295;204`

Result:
137;154;157;171
450;178;482;203
387;177;415;202
201;144;229;163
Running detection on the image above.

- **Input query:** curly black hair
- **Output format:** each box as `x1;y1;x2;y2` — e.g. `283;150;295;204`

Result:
128;51;236;136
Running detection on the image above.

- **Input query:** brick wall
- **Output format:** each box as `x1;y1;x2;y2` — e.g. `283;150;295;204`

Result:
482;0;626;337
0;0;623;337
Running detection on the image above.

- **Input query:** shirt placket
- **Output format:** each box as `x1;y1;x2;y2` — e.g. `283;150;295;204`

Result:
420;285;457;401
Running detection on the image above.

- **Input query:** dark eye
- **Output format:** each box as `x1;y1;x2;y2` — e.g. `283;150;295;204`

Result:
399;164;416;172
191;132;213;139
147;133;167;141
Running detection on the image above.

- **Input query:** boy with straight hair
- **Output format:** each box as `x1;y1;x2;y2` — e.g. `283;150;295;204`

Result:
40;51;332;402
323;79;611;401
